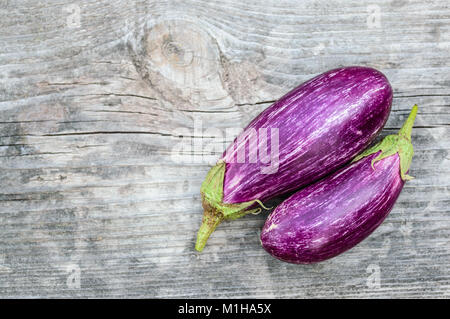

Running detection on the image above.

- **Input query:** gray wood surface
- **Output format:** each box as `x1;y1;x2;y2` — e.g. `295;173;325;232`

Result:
0;0;449;298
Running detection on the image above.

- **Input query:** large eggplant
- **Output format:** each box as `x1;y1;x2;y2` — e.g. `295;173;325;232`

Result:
196;66;393;251
260;105;418;263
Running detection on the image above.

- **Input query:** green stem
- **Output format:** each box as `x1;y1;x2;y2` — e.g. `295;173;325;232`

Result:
351;104;418;181
196;161;270;251
398;104;418;141
195;210;224;252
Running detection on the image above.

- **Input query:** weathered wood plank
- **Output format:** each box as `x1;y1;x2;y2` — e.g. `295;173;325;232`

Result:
0;0;449;298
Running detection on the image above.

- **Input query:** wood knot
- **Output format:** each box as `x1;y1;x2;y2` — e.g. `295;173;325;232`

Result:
129;19;234;110
144;20;219;87
161;40;194;67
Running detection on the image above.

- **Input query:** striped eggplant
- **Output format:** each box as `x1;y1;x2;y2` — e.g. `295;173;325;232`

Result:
260;105;418;264
196;66;393;251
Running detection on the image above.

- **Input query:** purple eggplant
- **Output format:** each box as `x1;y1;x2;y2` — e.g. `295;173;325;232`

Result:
260;105;418;263
196;66;393;251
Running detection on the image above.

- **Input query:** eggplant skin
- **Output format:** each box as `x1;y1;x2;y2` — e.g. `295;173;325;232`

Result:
260;153;404;264
222;66;393;204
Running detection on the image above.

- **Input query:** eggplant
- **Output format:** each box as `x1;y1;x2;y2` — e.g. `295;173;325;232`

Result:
260;105;418;264
196;66;393;251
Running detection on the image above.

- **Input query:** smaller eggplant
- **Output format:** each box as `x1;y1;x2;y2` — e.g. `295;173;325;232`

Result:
261;105;418;264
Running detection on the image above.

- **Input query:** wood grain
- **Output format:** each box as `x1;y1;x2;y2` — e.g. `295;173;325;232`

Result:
0;0;449;298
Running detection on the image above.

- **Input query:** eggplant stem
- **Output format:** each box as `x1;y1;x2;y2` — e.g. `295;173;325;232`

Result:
253;199;272;210
195;209;224;252
351;104;418;181
197;162;271;251
398;104;418;141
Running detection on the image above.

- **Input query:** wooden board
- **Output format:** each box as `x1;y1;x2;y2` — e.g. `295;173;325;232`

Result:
0;0;449;298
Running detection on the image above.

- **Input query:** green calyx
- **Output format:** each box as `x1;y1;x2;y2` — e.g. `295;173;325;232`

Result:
352;104;418;181
195;161;270;252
